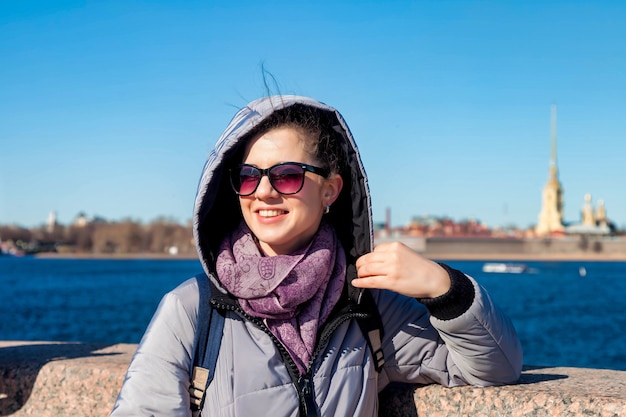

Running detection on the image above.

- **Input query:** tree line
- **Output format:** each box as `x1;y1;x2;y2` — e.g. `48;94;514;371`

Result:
0;218;195;256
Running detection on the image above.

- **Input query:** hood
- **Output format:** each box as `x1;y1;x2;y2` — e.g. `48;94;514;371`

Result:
192;95;373;293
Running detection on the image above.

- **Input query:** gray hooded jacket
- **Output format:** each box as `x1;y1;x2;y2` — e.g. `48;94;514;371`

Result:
110;96;523;417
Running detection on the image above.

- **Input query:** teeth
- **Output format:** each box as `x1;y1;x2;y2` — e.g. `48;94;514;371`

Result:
259;209;285;217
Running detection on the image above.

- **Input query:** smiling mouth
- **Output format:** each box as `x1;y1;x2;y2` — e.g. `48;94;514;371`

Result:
258;209;287;218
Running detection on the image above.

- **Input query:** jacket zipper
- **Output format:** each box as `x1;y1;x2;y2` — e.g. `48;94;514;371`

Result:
298;306;370;417
210;299;370;417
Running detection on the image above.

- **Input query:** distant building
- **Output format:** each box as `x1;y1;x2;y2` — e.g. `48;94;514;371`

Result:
46;211;58;233
535;105;615;237
401;214;490;238
565;194;614;235
73;212;89;227
535;105;565;236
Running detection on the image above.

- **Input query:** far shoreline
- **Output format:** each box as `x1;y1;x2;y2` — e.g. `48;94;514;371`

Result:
32;251;626;262
32;252;201;260
427;252;626;262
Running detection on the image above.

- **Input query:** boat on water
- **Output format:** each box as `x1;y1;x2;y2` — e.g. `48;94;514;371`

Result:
482;262;528;274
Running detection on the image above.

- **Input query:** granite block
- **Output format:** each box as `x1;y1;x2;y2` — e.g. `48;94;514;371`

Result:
2;341;625;417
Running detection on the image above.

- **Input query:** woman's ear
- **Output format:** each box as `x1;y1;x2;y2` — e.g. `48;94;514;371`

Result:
323;173;343;206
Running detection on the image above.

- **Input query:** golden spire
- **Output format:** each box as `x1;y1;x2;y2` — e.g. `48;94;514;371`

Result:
536;103;565;236
548;104;559;186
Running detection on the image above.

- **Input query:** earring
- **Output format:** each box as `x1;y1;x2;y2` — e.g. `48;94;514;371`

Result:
324;205;330;214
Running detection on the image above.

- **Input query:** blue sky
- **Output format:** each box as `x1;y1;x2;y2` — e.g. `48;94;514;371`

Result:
1;0;625;230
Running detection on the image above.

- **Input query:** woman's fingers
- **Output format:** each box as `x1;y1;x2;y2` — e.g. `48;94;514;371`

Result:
353;242;451;298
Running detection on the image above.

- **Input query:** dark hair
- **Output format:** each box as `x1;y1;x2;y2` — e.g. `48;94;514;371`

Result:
242;103;348;176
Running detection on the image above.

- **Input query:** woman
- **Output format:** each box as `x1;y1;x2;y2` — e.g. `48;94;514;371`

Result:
111;95;523;417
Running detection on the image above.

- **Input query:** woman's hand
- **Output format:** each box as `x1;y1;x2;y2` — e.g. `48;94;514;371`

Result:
353;242;451;299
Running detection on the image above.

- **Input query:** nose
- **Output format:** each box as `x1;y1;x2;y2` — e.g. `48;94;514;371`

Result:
254;174;279;198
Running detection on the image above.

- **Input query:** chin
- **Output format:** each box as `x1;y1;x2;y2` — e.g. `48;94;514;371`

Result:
258;234;311;256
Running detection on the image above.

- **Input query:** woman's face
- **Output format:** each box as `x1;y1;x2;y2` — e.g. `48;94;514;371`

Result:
239;126;342;256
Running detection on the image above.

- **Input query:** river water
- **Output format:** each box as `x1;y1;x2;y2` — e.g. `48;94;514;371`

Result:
1;257;624;370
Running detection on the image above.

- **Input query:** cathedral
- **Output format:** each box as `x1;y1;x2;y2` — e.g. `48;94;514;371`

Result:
535;105;615;236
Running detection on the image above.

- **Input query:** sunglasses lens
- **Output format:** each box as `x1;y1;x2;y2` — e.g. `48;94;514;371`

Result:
236;166;261;195
269;164;304;194
232;163;307;195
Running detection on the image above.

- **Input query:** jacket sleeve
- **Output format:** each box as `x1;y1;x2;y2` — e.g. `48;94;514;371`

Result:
110;278;199;417
376;265;523;389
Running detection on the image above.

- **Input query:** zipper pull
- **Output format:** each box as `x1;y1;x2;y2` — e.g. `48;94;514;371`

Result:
297;376;318;417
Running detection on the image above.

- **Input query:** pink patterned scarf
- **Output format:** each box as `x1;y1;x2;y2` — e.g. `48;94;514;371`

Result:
216;221;346;375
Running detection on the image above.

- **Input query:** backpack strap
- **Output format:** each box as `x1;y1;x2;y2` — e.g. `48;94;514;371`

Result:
189;273;225;417
355;288;385;372
346;264;385;372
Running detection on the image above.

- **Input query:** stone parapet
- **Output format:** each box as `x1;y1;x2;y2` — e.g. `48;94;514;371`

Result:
380;366;626;417
1;341;625;416
0;342;132;417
